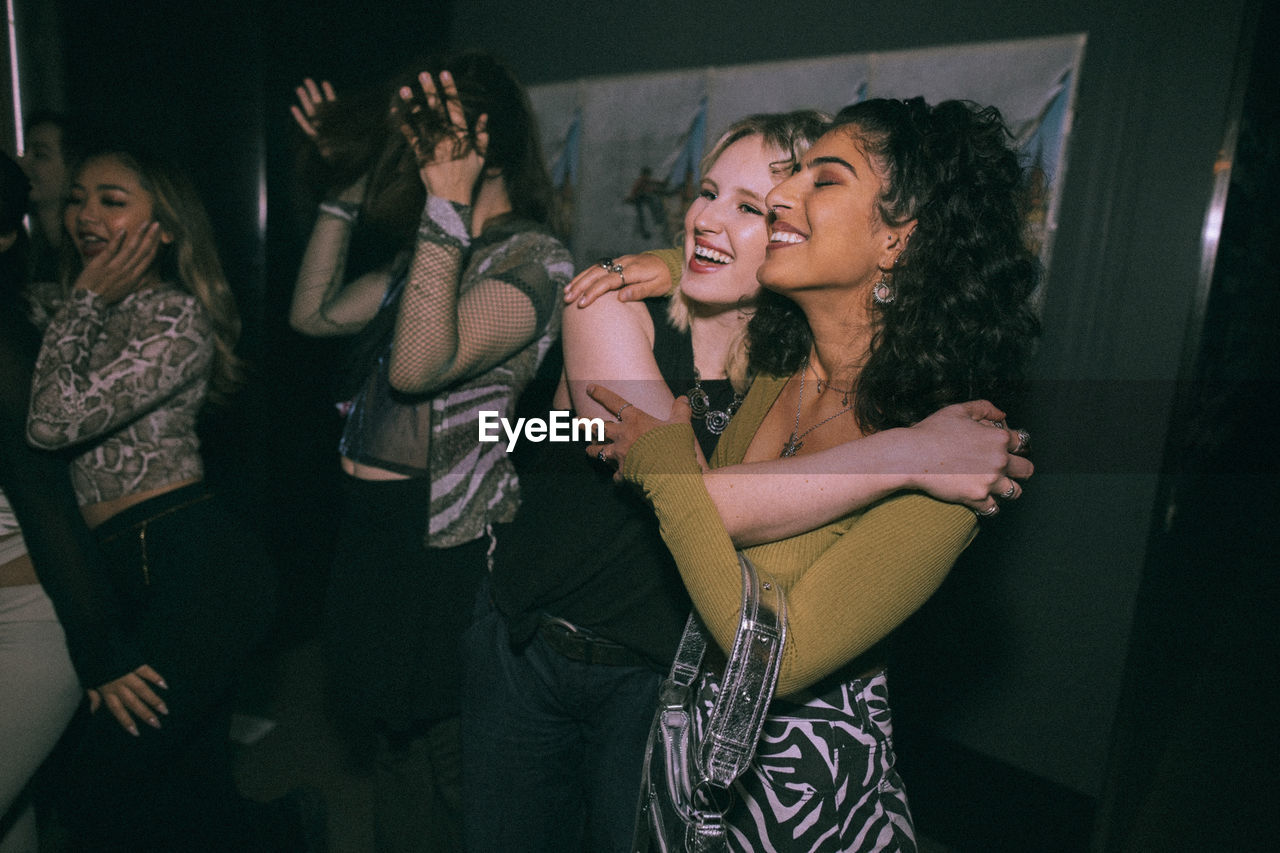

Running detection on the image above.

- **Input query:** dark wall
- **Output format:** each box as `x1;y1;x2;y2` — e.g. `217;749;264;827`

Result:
449;0;1258;837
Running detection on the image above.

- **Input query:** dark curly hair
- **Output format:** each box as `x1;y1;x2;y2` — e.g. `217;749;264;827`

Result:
747;97;1042;431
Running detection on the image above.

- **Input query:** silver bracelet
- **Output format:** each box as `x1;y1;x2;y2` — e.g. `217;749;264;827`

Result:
318;200;360;224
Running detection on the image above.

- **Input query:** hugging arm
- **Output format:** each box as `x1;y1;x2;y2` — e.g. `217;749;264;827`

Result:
562;249;680;308
623;422;976;696
587;383;1031;547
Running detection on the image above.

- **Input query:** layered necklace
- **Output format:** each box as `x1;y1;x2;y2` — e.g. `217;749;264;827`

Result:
780;358;856;457
687;368;744;435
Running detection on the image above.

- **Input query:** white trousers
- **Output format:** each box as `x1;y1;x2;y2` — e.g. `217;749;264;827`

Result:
0;584;80;853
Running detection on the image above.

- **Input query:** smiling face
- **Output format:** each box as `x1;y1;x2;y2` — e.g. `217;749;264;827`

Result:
758;125;913;299
64;154;167;264
679;134;783;312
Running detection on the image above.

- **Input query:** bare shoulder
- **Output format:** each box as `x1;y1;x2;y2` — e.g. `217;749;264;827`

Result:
563;289;657;346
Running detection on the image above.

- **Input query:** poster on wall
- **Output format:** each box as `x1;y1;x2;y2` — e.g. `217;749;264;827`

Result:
529;33;1086;290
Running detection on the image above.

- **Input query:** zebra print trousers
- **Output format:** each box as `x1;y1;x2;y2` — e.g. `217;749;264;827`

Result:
692;668;916;852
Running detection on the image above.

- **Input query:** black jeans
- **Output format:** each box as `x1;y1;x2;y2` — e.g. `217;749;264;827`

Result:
462;590;663;853
53;483;275;852
325;473;488;851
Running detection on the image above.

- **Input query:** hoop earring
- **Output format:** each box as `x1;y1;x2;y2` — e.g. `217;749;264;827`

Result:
873;272;894;305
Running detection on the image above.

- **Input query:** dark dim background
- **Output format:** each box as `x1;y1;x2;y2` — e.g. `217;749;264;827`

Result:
6;1;1276;849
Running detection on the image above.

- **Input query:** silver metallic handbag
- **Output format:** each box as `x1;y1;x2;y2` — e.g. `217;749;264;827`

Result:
632;552;787;853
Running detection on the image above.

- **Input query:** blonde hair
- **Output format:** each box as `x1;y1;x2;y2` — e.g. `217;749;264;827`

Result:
68;151;243;403
666;110;831;392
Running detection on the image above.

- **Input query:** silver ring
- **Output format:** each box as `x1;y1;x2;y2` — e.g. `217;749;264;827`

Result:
1000;485;1017;500
977;504;1000;517
1014;429;1031;453
598;257;614;270
597;449;608;464
608;262;624;276
990;420;1005;430
616;402;633;420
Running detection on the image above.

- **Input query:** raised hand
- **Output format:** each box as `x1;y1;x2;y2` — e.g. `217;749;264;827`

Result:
291;77;339;160
396;70;488;204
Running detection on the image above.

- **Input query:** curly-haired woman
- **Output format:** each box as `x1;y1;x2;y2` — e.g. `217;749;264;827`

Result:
593;97;1041;850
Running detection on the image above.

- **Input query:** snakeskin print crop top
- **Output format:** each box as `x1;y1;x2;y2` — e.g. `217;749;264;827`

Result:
26;285;212;505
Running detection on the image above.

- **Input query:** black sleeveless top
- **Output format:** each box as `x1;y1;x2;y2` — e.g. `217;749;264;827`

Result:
490;299;741;668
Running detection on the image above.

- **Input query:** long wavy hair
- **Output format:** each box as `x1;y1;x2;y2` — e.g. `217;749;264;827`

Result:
62;150;244;404
747;97;1042;431
298;49;559;276
667;110;831;391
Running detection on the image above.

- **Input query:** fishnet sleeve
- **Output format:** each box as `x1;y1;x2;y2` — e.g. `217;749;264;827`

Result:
388;196;551;395
0;311;142;688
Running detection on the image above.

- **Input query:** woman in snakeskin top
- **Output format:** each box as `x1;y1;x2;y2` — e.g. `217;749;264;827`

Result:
25;149;283;851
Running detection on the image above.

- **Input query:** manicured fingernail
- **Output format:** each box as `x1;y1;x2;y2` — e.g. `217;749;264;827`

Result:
147;717;161;729
400;86;412;100
128;725;139;737
440;71;452;83
156;679;168;689
157;703;169;715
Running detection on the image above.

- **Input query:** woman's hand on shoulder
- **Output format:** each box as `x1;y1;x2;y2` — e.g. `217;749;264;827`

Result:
900;400;1032;515
88;664;169;737
564;253;673;308
73;223;162;304
586;385;706;480
396;70;486;204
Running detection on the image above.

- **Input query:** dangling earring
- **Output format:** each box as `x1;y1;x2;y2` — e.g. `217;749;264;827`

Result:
873;271;894;305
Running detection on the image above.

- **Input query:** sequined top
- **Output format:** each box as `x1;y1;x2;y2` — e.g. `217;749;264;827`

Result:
27;285;212;505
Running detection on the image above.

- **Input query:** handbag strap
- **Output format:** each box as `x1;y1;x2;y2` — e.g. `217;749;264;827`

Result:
656;552;787;785
635;552;787;853
699;552;786;785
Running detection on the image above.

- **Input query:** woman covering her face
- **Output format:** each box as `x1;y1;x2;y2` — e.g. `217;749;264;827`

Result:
594;97;1041;850
289;50;573;849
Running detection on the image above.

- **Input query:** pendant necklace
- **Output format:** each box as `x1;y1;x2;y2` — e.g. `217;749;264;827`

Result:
780;358;855;457
687;368;744;435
